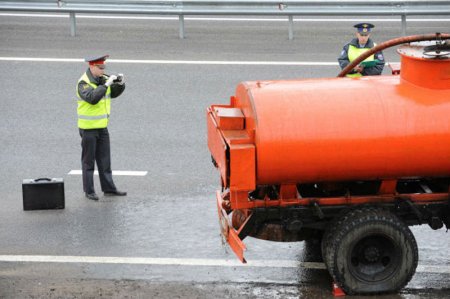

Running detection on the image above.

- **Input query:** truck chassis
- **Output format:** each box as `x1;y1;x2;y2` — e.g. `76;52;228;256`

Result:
217;179;450;294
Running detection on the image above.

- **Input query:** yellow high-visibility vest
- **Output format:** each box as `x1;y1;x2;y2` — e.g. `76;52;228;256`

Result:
346;44;376;78
76;73;111;129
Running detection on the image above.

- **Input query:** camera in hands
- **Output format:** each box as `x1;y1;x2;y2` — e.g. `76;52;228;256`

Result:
113;73;124;83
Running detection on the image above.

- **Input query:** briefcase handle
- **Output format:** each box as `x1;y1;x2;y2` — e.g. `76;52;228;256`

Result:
34;178;52;182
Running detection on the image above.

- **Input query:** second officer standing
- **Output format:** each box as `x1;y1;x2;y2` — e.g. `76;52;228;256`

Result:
338;23;385;77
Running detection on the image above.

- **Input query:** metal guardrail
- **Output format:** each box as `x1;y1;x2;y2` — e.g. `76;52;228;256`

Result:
1;0;450;39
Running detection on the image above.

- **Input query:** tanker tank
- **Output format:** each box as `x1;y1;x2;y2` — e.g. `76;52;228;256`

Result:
235;43;450;185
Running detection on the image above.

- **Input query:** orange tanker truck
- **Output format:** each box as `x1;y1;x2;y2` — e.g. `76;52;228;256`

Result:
207;33;450;295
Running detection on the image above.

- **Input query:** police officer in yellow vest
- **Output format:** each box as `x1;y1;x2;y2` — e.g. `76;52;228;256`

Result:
338;23;385;77
76;55;127;201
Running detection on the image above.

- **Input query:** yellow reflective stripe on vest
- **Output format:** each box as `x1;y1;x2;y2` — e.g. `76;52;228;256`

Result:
346;73;362;78
346;44;376;78
76;73;112;129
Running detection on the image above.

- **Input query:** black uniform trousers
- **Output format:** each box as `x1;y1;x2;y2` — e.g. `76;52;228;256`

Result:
79;128;117;194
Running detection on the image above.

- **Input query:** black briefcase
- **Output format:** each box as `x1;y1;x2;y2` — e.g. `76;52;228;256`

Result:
22;178;65;210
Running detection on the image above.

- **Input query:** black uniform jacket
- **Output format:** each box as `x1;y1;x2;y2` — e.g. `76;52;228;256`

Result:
77;69;126;105
338;38;385;76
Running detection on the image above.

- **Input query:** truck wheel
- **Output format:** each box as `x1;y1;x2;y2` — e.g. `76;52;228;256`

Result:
322;218;340;269
326;208;418;295
322;207;367;269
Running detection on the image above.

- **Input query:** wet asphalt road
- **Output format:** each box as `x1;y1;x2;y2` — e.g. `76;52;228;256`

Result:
1;13;450;298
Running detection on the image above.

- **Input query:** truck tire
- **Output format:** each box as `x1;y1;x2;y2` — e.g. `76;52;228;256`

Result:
322;216;343;269
321;206;371;269
326;208;418;295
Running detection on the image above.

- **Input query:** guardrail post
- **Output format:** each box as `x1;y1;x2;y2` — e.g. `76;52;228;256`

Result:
288;15;294;40
70;12;76;37
401;14;406;36
179;15;185;39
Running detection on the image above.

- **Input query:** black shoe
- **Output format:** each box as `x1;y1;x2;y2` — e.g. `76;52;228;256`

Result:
104;190;127;196
86;193;99;201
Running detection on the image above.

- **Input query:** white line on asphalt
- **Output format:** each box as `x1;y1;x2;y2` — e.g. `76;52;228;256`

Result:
0;255;448;274
0;57;339;66
0;255;322;269
1;13;450;22
113;59;339;66
68;170;148;176
417;265;450;274
0;57;82;62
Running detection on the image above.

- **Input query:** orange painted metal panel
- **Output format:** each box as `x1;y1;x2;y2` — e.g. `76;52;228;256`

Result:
216;191;247;263
207;109;228;187
221;130;253;145
226;193;449;210
230;144;256;191
212;107;245;130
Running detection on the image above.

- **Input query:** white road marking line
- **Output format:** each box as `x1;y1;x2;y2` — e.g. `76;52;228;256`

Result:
112;59;339;66
0;255;447;274
1;13;450;22
68;170;147;176
417;265;450;274
0;57;82;62
0;255;318;268
0;57;339;66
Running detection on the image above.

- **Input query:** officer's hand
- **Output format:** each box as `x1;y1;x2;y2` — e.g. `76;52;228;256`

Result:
354;65;364;73
105;75;117;87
